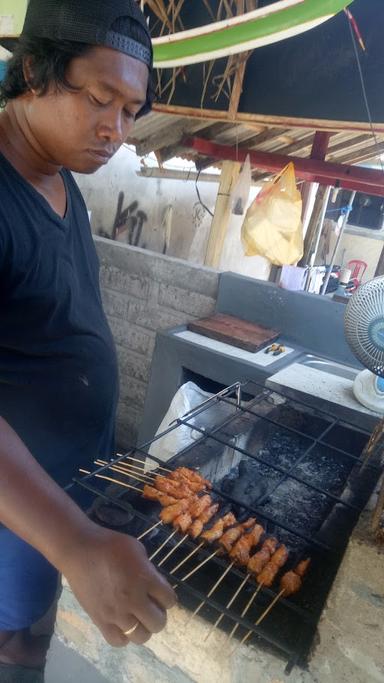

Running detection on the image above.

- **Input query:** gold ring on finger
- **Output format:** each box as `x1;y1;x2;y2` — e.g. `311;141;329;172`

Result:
123;621;139;637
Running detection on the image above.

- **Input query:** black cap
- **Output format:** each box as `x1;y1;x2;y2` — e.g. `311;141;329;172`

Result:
10;0;152;68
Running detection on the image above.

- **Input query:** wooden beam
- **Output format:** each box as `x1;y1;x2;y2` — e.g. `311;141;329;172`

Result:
228;0;249;120
298;185;329;267
183;136;384;196
153;103;384;134
137;168;221;183
300;131;331;248
204;161;240;268
132;118;213;156
228;56;248;119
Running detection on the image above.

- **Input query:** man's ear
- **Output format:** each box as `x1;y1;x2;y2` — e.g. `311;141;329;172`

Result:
22;55;37;93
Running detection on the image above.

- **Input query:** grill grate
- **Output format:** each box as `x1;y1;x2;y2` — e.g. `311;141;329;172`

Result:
72;381;380;674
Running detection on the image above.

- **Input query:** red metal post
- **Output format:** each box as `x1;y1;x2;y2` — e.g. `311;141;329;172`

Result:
310;131;332;160
183;136;384;196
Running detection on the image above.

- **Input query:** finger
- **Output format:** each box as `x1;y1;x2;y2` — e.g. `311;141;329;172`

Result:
129;596;168;635
126;622;151;646
147;570;177;611
100;623;130;648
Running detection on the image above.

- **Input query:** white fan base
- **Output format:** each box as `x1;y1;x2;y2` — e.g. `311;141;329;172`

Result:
353;369;384;414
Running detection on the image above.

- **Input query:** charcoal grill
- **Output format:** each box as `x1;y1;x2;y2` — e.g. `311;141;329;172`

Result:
72;380;381;674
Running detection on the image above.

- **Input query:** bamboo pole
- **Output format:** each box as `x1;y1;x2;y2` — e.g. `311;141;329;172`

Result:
204;160;240;268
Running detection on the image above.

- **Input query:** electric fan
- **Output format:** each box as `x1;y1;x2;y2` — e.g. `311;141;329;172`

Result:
345;276;384;413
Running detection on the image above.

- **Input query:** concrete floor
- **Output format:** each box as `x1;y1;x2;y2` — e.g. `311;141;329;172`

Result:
46;637;110;683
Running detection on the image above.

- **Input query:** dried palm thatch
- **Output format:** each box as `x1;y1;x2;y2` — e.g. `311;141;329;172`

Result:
143;0;257;112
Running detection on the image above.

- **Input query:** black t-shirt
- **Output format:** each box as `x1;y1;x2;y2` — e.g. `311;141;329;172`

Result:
0;152;119;486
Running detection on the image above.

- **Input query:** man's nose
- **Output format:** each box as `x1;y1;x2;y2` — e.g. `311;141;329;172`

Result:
96;109;131;145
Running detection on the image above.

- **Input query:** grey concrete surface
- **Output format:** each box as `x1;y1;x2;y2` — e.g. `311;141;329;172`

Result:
46;637;110;683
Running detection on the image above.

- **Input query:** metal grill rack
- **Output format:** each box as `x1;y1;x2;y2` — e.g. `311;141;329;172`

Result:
73;380;381;674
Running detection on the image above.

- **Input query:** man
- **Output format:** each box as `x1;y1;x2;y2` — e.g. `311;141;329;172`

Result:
0;1;176;681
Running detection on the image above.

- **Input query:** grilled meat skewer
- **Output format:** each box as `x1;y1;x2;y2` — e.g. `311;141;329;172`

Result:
295;558;311;577
280;557;311;596
142;484;178;507
247;537;278;575
188;494;212;518
170;467;211;490
256;545;289;587
171;495;213;535
154;477;199;499
200;512;237;543
280;571;301;596
173;512;193;534
188;503;219;540
160;498;195;524
228;524;264;566
218;517;256;554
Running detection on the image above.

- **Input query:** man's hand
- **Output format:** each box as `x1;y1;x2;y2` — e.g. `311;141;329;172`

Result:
0;418;176;647
60;524;177;646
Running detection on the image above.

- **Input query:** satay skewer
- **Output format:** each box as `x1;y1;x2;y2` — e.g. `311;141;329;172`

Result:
157;534;189;567
139;495;195;541
148;529;178;561
95;459;154;485
238;590;286;648
184;518;258;624
203;523;266;640
137;519;163;541
116;454;173;474
227;587;261;641
178;512;238;581
170;542;204;574
227;537;279;641
147;496;206;562
237;558;311;650
179;548;220;581
78;468;142;494
205;572;250;641
155;500;218;568
114;457;210;492
185;561;235;625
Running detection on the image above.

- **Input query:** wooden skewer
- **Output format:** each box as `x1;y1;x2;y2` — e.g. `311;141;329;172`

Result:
117;454;172;474
227;581;263;642
180;548;220;582
149;529;178;561
237;589;286;651
137;520;163;541
78;469;142;493
110;458;155;473
103;459;159;480
157;534;189;567
204;573;250;641
170;541;205;575
95;460;153;485
186;561;235;626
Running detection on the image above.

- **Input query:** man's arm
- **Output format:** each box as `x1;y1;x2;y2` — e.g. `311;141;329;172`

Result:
0;416;176;645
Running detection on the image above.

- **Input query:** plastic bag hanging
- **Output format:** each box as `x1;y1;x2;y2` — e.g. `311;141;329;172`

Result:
231;154;252;215
241;162;303;266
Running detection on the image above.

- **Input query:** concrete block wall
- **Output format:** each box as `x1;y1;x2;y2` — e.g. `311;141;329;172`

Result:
94;237;219;448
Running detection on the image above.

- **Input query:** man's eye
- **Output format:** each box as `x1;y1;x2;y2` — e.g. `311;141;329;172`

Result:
89;94;108;107
123;109;135;120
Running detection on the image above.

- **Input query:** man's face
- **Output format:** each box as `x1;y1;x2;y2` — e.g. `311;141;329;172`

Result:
23;45;148;173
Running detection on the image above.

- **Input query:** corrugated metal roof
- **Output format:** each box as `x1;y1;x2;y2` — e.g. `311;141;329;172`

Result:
129;110;384;174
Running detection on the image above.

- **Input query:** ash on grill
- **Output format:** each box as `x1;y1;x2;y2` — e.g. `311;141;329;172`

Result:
74;381;381;675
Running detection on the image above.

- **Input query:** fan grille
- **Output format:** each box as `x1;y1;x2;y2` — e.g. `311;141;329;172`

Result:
344;276;384;377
